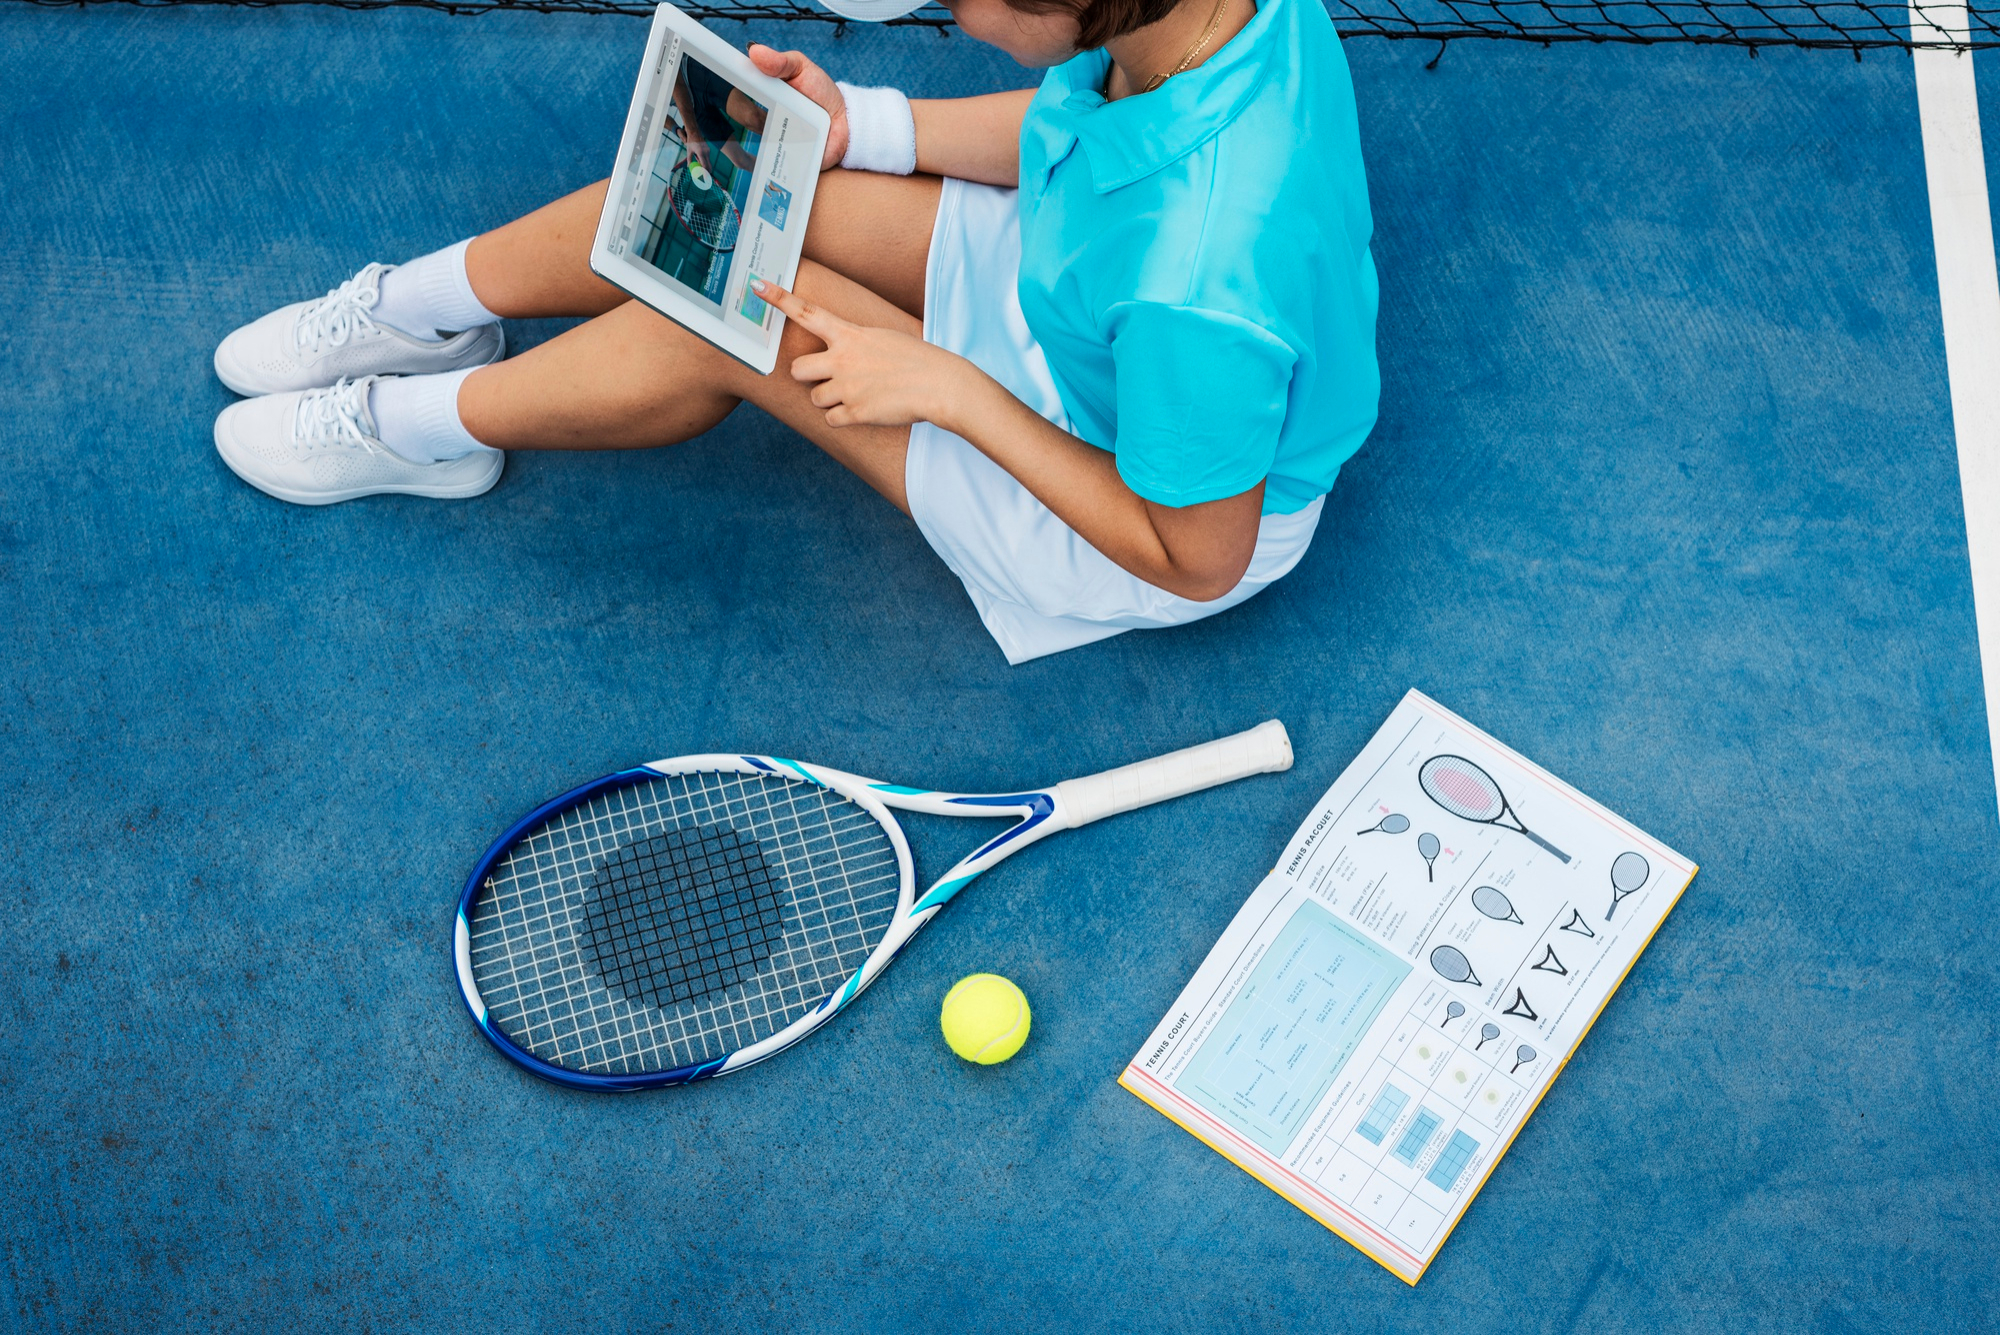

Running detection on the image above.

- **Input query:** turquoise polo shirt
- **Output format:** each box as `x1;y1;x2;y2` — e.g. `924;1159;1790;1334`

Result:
1015;0;1379;515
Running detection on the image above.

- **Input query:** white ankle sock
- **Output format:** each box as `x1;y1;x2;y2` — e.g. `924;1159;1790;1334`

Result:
373;239;499;341
369;370;496;464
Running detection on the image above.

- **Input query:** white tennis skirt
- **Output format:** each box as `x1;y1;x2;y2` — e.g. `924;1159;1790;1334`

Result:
908;177;1323;666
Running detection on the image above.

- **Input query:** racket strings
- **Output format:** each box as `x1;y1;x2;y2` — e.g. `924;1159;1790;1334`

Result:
580;825;787;1009
668;160;741;252
469;770;900;1076
1419;756;1505;820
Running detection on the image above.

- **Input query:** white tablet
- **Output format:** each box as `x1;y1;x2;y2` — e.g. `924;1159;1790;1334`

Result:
590;4;831;375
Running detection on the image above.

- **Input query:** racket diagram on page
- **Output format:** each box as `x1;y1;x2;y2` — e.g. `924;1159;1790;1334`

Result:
1324;741;1670;1045
1419;754;1571;864
1121;692;1697;1283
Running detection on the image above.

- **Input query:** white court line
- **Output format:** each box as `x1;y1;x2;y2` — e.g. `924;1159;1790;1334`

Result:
1912;4;2000;820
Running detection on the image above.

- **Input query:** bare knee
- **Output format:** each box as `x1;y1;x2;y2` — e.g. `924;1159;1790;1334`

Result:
460;298;743;450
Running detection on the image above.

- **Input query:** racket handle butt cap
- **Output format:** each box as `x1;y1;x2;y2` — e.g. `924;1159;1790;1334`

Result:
1056;720;1292;827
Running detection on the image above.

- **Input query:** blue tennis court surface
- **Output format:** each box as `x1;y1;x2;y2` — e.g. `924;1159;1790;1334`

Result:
3;5;1997;1328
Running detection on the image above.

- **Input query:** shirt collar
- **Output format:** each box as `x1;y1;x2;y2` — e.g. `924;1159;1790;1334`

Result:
1025;0;1282;194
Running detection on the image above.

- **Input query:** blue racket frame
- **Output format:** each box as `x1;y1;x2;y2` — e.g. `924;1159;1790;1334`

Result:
454;754;1068;1092
454;723;1292;1091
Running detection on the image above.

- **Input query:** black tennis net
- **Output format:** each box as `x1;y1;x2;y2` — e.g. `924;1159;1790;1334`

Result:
18;0;1998;50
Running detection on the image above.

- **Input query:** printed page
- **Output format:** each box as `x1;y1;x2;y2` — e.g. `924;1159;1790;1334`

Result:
1120;689;1696;1284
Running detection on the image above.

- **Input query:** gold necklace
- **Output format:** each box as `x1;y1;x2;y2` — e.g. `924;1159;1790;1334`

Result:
1140;0;1233;94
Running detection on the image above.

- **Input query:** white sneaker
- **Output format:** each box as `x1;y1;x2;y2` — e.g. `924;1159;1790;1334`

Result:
213;263;505;396
214;377;504;506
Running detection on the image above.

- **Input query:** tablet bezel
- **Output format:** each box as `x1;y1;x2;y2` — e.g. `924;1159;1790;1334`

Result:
589;3;831;376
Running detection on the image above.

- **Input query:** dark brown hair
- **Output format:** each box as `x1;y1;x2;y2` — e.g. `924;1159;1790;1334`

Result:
1004;0;1184;50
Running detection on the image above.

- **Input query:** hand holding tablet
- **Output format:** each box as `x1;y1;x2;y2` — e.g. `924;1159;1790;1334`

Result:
590;4;832;374
742;44;853;170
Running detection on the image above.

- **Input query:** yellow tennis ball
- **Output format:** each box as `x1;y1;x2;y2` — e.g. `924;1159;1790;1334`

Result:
939;973;1031;1065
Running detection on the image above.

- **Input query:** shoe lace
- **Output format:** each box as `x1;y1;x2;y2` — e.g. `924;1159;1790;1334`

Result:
292;377;381;456
292;264;387;355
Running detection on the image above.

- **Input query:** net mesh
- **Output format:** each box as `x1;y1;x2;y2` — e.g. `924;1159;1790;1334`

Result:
468;769;902;1078
17;0;1997;50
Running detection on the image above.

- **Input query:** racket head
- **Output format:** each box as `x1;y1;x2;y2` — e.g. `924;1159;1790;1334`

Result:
1611;850;1651;893
1471;884;1521;923
1429;944;1479;985
454;757;915;1090
667;159;742;254
1418;754;1507;823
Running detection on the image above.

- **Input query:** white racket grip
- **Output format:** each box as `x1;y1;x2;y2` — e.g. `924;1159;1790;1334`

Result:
1054;720;1293;828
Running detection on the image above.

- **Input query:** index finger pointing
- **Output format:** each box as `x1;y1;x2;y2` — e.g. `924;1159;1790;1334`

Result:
754;279;846;339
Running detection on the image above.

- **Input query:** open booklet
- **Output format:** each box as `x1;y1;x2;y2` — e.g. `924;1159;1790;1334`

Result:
1120;690;1696;1284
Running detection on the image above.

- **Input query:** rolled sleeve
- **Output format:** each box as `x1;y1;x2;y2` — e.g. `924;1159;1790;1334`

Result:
1107;302;1297;508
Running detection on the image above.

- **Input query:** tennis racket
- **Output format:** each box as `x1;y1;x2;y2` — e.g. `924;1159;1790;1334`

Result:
667;152;742;254
1417;753;1571;863
455;722;1293;1091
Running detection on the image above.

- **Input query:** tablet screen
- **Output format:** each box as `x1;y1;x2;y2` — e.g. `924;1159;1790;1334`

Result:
606;34;813;351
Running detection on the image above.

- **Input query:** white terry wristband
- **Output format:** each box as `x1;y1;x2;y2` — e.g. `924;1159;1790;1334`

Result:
835;82;917;176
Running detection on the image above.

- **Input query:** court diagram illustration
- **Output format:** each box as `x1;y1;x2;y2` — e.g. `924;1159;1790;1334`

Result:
1357;1083;1411;1144
1290;982;1537;1257
1425;1130;1480;1193
1392;1107;1444;1165
1175;901;1410;1155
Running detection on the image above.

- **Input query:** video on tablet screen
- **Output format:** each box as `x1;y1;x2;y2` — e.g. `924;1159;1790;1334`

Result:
610;39;812;348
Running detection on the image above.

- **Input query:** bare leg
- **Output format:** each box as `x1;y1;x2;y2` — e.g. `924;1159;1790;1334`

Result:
799;170;941;319
459;257;924;511
463;171;940;321
455;171;943;512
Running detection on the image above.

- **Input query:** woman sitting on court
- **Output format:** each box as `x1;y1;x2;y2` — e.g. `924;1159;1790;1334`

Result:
210;0;1379;664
